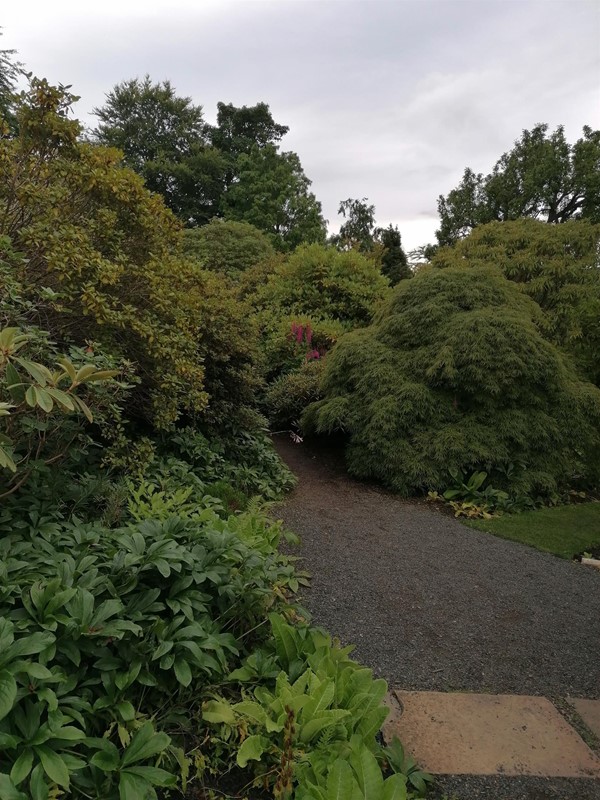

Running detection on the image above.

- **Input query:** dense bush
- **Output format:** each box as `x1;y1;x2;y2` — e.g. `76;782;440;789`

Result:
251;243;390;327
0;80;259;429
265;358;325;429
183;219;275;278
432;219;600;383
304;266;600;496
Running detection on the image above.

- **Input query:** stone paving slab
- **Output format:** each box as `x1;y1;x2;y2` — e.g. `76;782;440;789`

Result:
382;690;600;778
569;697;600;740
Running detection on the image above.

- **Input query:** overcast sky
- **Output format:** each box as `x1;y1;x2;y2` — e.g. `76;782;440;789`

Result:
2;0;599;250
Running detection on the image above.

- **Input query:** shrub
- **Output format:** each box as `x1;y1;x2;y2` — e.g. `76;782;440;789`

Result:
303;266;600;496
251;243;390;327
265;358;325;428
0;80;259;429
183;219;275;278
432;219;600;383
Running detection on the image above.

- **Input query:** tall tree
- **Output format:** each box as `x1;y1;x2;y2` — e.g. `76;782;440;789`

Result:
437;124;600;245
332;197;376;251
0;30;23;132
208;101;289;160
331;198;409;284
93;76;225;224
222;144;326;250
375;224;410;285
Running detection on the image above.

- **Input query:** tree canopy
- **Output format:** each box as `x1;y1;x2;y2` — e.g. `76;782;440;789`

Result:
437;124;600;245
221;145;326;250
331;198;409;285
304;265;600;496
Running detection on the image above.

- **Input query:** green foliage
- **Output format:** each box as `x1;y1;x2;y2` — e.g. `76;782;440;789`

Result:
222;144;327;250
0;325;124;494
0;80;262;429
437;123;600;245
252;244;390;327
432;218;600;384
377;224;411;286
183;218;275;278
265;359;325;429
92;75;226;225
0;486;301;798
202;617;425;798
304;266;600;496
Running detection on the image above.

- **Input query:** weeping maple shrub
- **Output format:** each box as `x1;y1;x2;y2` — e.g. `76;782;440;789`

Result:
431;219;600;384
303;266;600;496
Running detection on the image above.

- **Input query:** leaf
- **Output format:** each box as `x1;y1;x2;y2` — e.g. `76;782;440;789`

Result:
90;745;120;773
122;766;178;787
0;773;28;800
34;388;53;413
174;658;192;687
10;750;34;786
120;723;170;767
236;735;269;768
117;701;136;722
349;745;384;800
118;771;153;800
202;699;236;725
325;760;356;800
35;746;70;789
29;764;48;800
269;613;299;670
382;774;408;800
0;670;17;722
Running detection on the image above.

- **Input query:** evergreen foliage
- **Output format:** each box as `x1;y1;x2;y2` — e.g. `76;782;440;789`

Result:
0;79;257;429
303;266;600;495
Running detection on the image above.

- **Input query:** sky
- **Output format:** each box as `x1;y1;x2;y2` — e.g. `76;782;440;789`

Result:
1;0;599;251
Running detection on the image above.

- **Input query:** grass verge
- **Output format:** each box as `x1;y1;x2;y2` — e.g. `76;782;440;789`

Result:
467;501;600;559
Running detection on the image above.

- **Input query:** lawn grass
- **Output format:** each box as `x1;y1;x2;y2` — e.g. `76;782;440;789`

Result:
467;501;600;559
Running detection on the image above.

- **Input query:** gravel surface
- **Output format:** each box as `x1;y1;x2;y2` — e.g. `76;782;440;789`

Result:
273;435;600;800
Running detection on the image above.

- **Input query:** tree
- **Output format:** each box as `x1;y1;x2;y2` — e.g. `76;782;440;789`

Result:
208;101;288;162
332;197;376;251
432;219;600;384
93;76;226;225
0;30;23;132
222;144;326;250
303;266;600;496
437;124;600;245
375;224;410;285
183;219;275;277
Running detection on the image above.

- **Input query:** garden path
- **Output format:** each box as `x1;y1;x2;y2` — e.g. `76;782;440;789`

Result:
274;435;600;800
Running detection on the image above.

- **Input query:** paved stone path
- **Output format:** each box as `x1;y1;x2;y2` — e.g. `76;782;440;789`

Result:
274;435;600;799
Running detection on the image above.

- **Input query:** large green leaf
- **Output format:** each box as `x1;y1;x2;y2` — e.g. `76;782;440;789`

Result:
382;774;408;800
202;699;236;725
120;723;170;767
123;766;178;787
236;734;269;768
349;745;384;800
35;746;70;789
10;750;34;785
0;671;17;722
0;773;28;800
118;771;152;800
325;760;357;800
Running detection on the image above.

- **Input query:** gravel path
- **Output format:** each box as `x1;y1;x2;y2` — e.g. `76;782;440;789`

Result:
274;435;600;800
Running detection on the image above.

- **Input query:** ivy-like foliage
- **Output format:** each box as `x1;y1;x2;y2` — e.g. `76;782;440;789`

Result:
303;266;600;496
